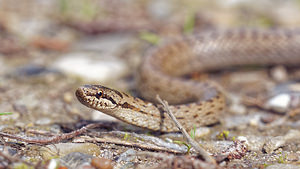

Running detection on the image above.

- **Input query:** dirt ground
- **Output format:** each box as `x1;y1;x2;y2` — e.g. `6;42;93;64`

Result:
0;0;300;168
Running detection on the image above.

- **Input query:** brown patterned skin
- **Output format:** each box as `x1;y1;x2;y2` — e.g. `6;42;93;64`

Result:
76;28;300;132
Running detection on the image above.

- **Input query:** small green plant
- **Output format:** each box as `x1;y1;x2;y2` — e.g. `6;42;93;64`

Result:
0;112;12;116
183;12;196;34
13;163;34;169
190;125;196;139
174;140;192;153
123;133;130;141
217;130;230;140
263;163;271;168
277;153;287;163
139;32;160;45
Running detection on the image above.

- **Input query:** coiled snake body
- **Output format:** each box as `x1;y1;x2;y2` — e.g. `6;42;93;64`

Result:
76;29;300;132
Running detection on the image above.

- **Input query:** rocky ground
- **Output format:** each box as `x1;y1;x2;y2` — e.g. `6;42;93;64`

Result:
0;0;300;168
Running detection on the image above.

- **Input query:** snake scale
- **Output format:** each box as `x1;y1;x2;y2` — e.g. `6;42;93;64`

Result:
76;28;300;132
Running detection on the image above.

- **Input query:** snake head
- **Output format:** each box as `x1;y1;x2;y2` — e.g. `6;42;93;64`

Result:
76;85;123;111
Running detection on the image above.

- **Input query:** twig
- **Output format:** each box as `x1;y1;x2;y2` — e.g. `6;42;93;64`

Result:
81;135;184;154
0;123;102;145
156;95;216;164
0;150;34;167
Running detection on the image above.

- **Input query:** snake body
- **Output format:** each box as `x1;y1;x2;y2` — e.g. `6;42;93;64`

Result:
76;29;300;132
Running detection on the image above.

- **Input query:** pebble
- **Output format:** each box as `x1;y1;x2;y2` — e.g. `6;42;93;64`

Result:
35;117;51;125
263;130;300;153
214;141;247;162
236;135;269;152
41;143;100;159
263;136;285;154
91;157;113;169
260;115;276;124
195;127;211;138
228;103;247;115
249;114;262;127
116;149;136;162
223;114;265;129
47;159;59;169
265;93;291;113
53;54;127;82
60;152;93;169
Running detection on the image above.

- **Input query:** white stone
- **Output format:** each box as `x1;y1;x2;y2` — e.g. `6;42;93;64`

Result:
229;103;246;115
195;127;211;138
236;136;248;144
48;159;59;169
266;93;291;113
53;53;128;82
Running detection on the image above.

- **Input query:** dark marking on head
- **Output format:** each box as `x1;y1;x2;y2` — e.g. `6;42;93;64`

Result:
101;93;117;105
111;89;123;98
121;102;136;109
120;102;148;116
89;85;124;98
123;93;130;97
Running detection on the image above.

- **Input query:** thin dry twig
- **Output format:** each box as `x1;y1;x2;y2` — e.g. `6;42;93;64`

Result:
1;123;184;154
156;95;216;164
0;150;34;167
0;123;102;144
81;135;184;154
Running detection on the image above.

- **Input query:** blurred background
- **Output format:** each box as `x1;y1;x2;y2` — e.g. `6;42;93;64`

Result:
1;0;300;167
2;0;300;115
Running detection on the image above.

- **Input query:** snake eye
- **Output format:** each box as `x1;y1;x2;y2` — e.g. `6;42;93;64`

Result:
95;91;103;99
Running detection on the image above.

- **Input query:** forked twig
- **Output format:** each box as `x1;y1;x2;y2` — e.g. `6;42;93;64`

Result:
0;123;102;144
156;95;216;164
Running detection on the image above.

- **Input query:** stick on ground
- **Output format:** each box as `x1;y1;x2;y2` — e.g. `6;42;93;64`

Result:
0;123;102;144
156;95;216;164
